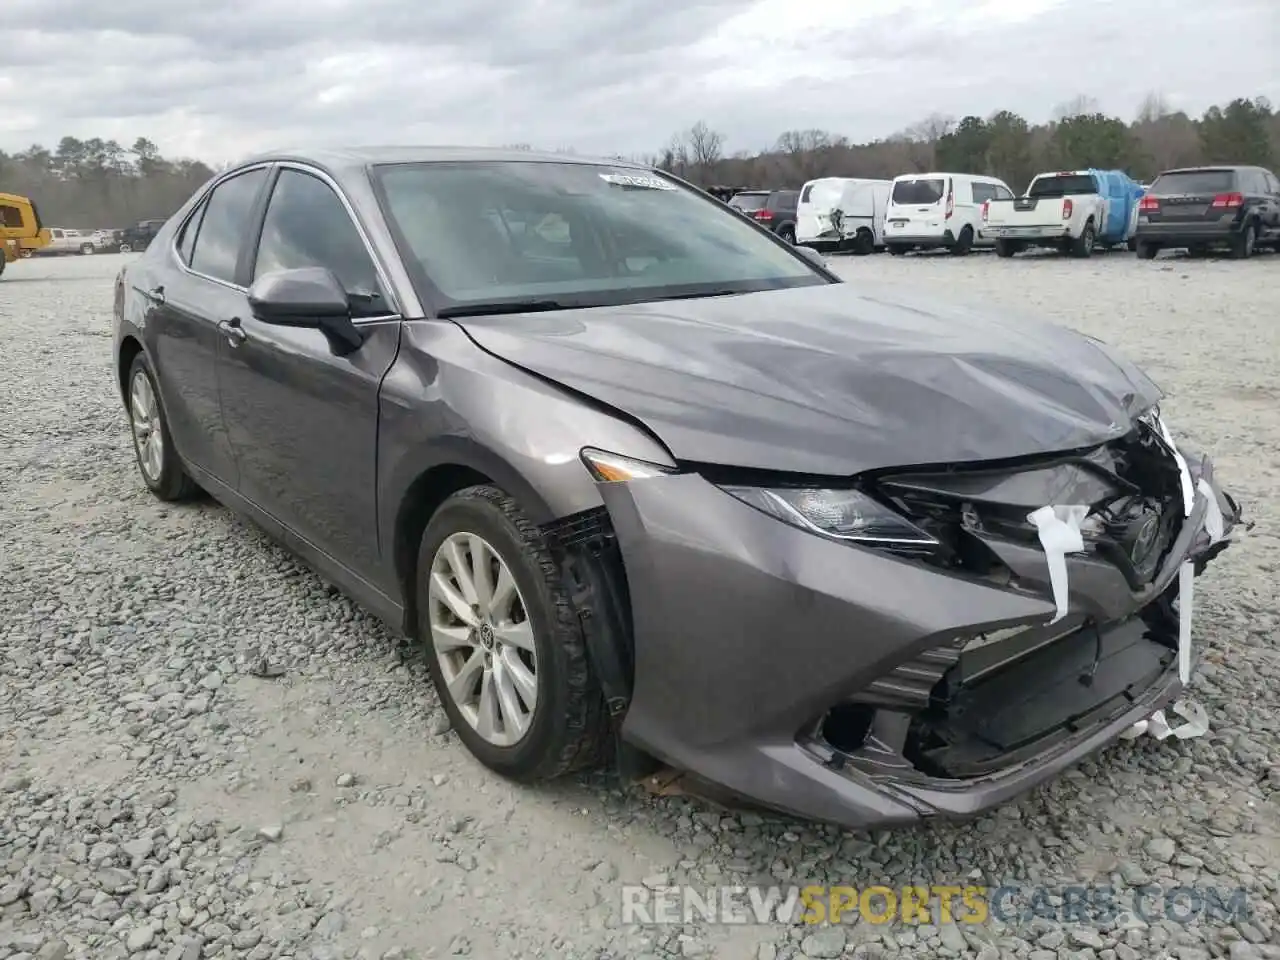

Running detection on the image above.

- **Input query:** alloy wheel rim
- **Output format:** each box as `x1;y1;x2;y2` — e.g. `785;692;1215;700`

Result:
129;371;164;482
428;532;538;747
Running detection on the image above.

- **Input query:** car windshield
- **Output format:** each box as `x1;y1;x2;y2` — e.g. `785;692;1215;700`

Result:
891;178;945;205
1150;170;1235;195
728;193;769;211
1028;174;1097;197
373;161;825;310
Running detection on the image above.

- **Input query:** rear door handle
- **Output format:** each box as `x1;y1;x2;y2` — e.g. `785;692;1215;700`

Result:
217;317;247;347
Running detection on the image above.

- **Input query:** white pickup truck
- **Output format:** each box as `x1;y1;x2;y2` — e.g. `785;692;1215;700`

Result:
35;227;100;256
981;169;1145;258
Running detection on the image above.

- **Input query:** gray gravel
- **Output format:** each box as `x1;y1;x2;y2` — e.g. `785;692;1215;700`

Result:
2;250;1279;959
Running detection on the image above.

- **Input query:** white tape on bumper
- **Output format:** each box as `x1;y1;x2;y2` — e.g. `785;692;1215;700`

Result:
1027;505;1088;624
1153;412;1194;517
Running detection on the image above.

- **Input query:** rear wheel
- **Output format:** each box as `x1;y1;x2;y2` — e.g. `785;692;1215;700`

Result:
887;244;910;256
1230;221;1257;260
80;243;95;255
126;354;200;501
119;242;133;254
1135;241;1159;260
949;226;974;256
418;486;609;781
1069;222;1096;258
777;225;795;245
995;240;1018;258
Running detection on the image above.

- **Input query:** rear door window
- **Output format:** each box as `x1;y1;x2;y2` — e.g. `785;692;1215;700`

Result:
1150;170;1235;196
891;178;945;205
188;168;268;284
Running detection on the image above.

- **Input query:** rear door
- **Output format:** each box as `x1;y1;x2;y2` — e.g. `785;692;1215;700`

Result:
217;164;401;577
796;179;844;240
145;165;270;488
1261;171;1280;239
1143;169;1238;225
886;176;948;235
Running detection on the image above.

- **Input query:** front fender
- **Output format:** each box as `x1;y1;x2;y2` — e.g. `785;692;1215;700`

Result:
376;319;676;564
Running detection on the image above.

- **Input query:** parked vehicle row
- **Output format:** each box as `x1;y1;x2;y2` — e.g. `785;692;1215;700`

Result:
735;163;1280;261
27;217;172;256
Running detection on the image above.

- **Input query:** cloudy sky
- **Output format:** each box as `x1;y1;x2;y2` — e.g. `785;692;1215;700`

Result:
2;0;1276;164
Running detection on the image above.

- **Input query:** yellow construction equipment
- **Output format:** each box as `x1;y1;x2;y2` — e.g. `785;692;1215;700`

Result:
1;191;53;277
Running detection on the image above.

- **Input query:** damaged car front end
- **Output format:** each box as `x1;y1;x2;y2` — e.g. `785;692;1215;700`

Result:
467;279;1248;828
569;417;1241;827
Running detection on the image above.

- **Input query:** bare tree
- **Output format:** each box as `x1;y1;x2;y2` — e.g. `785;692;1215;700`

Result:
1136;92;1171;124
686;121;725;172
1053;95;1101;120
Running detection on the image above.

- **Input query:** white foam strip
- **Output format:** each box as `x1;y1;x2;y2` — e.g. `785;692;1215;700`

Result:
1154;413;1194;517
1197;477;1223;544
1177;561;1194;685
1027;505;1088;624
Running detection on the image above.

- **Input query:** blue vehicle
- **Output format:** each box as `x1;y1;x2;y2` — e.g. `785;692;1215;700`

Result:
982;168;1145;257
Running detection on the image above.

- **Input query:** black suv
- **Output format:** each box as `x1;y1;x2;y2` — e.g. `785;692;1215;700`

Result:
1134;165;1280;259
117;218;169;254
728;190;799;243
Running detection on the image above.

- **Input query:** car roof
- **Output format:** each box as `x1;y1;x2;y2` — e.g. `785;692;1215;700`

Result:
232;146;652;180
1158;165;1252;174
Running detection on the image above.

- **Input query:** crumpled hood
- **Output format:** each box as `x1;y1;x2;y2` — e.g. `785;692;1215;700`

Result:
455;282;1163;476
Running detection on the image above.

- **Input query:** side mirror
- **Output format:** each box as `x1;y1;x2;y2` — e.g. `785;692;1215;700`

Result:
247;267;364;353
795;245;827;269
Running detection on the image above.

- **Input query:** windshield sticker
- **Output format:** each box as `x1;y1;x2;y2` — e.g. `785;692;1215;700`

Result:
599;173;676;190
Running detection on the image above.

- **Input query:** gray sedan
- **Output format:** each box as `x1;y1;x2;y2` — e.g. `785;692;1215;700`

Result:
111;147;1242;828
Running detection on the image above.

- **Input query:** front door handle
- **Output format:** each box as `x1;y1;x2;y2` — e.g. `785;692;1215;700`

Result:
144;285;165;305
218;317;247;347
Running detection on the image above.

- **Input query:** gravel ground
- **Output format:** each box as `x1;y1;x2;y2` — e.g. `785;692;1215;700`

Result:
2;250;1278;960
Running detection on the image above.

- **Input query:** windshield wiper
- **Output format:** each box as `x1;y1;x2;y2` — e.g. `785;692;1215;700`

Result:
437;299;575;319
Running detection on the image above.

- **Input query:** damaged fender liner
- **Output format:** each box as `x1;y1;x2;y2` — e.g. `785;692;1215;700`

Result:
541;507;635;719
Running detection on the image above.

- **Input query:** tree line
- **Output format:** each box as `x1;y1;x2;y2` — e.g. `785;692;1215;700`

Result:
0;137;215;230
2;94;1275;228
648;94;1278;193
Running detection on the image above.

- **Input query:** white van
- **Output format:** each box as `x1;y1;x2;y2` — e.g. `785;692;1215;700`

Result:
795;177;893;254
883;172;1015;255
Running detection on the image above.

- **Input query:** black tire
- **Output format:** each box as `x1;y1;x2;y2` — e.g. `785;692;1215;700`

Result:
995;240;1017;258
887;244;909;256
80;243;95;255
119;243;133;254
1136;241;1159;260
1070;222;1096;258
417;485;609;782
126;353;200;501
949;226;974;256
0;256;6;278
777;225;795;245
1230;221;1257;260
849;229;874;256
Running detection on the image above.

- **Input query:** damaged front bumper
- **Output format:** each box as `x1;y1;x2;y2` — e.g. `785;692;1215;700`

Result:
588;436;1242;829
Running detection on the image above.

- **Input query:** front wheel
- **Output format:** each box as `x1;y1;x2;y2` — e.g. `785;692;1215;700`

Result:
126;354;200;501
80;243;95;255
119;243;133;254
850;229;874;256
417;486;609;782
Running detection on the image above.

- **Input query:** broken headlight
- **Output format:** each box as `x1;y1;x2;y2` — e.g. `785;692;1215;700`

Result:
721;486;939;551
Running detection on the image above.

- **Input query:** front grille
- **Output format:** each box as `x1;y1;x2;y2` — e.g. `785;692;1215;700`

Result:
872;424;1185;589
854;639;964;709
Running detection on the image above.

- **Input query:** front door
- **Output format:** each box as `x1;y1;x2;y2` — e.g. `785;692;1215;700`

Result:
145;166;271;488
217;165;401;581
